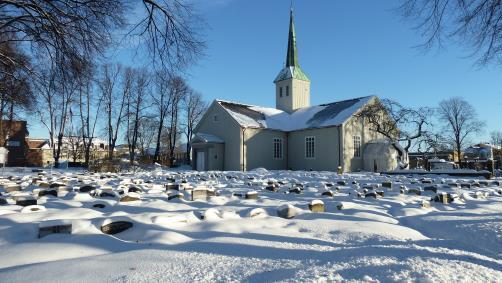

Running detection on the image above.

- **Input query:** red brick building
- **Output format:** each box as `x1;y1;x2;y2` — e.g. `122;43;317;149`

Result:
0;120;30;166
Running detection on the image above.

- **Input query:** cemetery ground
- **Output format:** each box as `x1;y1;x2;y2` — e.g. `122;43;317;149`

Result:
0;167;500;282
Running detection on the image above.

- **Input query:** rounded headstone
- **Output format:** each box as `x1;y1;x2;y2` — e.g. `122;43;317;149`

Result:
101;221;133;234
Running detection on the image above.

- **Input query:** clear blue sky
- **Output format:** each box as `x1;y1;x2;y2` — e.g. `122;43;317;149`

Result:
29;0;502;142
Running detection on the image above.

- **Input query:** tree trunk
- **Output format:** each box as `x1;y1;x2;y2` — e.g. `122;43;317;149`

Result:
55;133;63;168
153;115;164;163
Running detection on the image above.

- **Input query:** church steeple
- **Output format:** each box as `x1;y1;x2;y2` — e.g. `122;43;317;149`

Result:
274;7;311;113
286;8;299;68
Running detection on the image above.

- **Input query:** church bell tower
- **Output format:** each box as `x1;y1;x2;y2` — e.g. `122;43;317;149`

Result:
274;8;311;113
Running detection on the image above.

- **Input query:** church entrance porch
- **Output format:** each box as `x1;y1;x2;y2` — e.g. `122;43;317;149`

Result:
191;133;225;171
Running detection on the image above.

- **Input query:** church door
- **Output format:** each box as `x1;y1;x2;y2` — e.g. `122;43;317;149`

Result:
196;151;205;171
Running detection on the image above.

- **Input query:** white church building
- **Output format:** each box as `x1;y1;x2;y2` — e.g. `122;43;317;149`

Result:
192;9;397;172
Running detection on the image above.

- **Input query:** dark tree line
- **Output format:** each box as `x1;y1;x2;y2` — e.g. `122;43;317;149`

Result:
0;0;206;167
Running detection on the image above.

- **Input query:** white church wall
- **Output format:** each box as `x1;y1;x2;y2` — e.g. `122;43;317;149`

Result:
342;102;388;172
287;126;341;171
244;128;288;170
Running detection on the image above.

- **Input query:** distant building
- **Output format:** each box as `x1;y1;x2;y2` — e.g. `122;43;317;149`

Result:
192;9;395;172
26;138;52;167
0;120;30;166
408;151;458;169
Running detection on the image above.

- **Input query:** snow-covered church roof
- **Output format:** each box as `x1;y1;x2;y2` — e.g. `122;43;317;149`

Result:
216;96;375;132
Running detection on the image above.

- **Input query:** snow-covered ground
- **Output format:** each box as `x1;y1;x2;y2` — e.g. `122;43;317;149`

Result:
0;167;500;282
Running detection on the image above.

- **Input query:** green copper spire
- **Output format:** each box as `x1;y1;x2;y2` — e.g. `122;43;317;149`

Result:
274;6;310;83
286;8;299;67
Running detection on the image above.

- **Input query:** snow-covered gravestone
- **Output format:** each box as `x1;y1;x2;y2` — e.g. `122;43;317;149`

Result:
101;221;133;235
308;200;325;212
245;191;258;200
165;183;180;191
382;181;392;189
168;192;184;201
120;194;141;202
38;189;58;197
5;184;21;193
191;187;209;201
407;188;422;195
321;190;334;197
16;197;37;207
277;204;301;219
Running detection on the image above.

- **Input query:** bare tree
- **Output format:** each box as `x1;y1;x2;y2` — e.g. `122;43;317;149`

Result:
358;98;433;157
490;130;502;148
64;125;83;163
35;65;79;168
77;63;102;167
99;64;128;161
132;0;206;70
166;76;188;166
399;0;502;65
0;37;33;144
125;69;150;165
137;116;158;157
1;1;205;76
151;70;172;163
437;97;485;164
182;89;206;161
0;0;126;76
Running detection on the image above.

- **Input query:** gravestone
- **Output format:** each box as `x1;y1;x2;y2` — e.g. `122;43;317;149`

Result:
248;208;267;218
407;188;422;195
120;195;140;202
424;186;438;193
38;182;50;188
277;204;299;219
49;182;65;188
99;191;116;198
433;192;457;204
16;198;37;206
245;191;258;200
5;185;21;193
165;183;180;190
308;200;325;213
337;180;347;186
101;221;133;235
93;203;106;209
472;191;485;199
420;200;431;208
38;189;58;197
168;192;184;201
321;190;334;197
365;191;381;199
79;185;96;193
128;186;143;193
39;222;72;238
265;186;278;192
382;181;392;189
289;187;302;194
191;188;208;201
